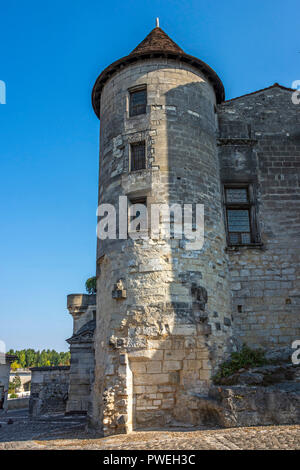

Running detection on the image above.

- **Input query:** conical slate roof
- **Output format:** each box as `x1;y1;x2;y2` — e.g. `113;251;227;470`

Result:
92;26;224;118
131;26;183;55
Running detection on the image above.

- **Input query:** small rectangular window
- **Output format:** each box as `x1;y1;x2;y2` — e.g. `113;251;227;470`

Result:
131;142;146;171
128;197;147;233
224;184;259;246
129;88;147;117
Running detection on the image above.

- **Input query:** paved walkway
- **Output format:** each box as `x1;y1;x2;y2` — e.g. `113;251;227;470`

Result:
0;410;299;450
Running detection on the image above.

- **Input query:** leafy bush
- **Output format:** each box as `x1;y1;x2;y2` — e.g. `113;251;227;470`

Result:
10;361;21;371
9;375;21;394
213;345;267;383
9;393;18;399
85;276;97;294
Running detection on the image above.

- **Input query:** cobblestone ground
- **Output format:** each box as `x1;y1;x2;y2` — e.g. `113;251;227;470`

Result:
1;410;300;450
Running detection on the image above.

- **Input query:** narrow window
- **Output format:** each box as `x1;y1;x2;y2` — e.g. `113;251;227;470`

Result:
131;142;146;171
128;197;147;233
224;185;259;246
129;87;147;117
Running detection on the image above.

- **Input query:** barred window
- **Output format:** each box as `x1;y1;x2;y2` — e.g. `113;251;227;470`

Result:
224;185;259;246
131;142;146;171
129;88;147;117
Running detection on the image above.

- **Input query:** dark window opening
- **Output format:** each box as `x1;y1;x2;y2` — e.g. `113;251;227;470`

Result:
129;88;147;117
128;197;147;233
224;184;259;246
131;142;146;172
227;209;251;244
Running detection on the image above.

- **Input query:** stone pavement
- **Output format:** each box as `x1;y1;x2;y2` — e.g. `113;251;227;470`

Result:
0;409;299;450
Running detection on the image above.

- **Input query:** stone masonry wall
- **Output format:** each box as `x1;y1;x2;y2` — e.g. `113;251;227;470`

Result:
91;59;234;435
29;367;69;417
66;294;95;414
218;86;300;349
0;363;11;412
66;343;94;414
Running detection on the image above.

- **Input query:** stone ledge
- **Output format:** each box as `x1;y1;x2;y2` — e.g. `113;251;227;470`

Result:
30;366;70;372
67;294;96;310
217;138;258;146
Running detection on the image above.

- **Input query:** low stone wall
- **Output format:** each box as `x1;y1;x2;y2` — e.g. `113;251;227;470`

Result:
0;363;11;412
8;397;29;410
29;366;70;417
208;383;300;427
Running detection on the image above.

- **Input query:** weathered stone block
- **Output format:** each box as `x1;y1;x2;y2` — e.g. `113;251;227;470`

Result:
162;360;181;371
146;361;162;373
134;373;170;386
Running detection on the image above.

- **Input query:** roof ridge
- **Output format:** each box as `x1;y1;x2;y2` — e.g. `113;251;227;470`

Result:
223;83;296;103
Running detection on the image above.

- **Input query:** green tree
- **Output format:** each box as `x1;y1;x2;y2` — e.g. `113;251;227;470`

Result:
50;350;60;366
11;361;21;370
40;350;48;366
18;350;26;368
25;349;36;368
9;375;21;394
7;348;70;368
85;276;97;294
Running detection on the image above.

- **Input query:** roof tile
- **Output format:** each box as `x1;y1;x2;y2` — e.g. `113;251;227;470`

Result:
131;27;183;54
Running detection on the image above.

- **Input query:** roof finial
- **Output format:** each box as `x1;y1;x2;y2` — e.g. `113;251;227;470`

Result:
156;17;159;28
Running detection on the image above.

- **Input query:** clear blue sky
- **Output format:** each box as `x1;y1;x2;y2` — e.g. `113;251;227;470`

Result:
1;0;299;351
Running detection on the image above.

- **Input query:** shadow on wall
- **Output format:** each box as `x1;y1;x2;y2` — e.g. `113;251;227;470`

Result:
129;79;233;430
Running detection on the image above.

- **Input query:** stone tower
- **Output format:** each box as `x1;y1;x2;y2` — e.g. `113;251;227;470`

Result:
90;24;233;435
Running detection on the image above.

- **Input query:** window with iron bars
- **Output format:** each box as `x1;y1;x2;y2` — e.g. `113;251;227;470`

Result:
130;142;146;172
129;87;147;117
224;184;259;246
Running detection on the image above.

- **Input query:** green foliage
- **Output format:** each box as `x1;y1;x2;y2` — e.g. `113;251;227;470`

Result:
85;276;97;294
9;375;21;394
9;393;18;399
7;349;71;369
213;345;267;384
10;361;21;371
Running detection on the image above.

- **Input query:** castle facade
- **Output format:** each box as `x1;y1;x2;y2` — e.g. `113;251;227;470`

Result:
76;25;300;435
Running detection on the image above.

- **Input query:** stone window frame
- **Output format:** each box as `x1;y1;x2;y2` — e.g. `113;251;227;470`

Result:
128;84;147;118
223;182;261;247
